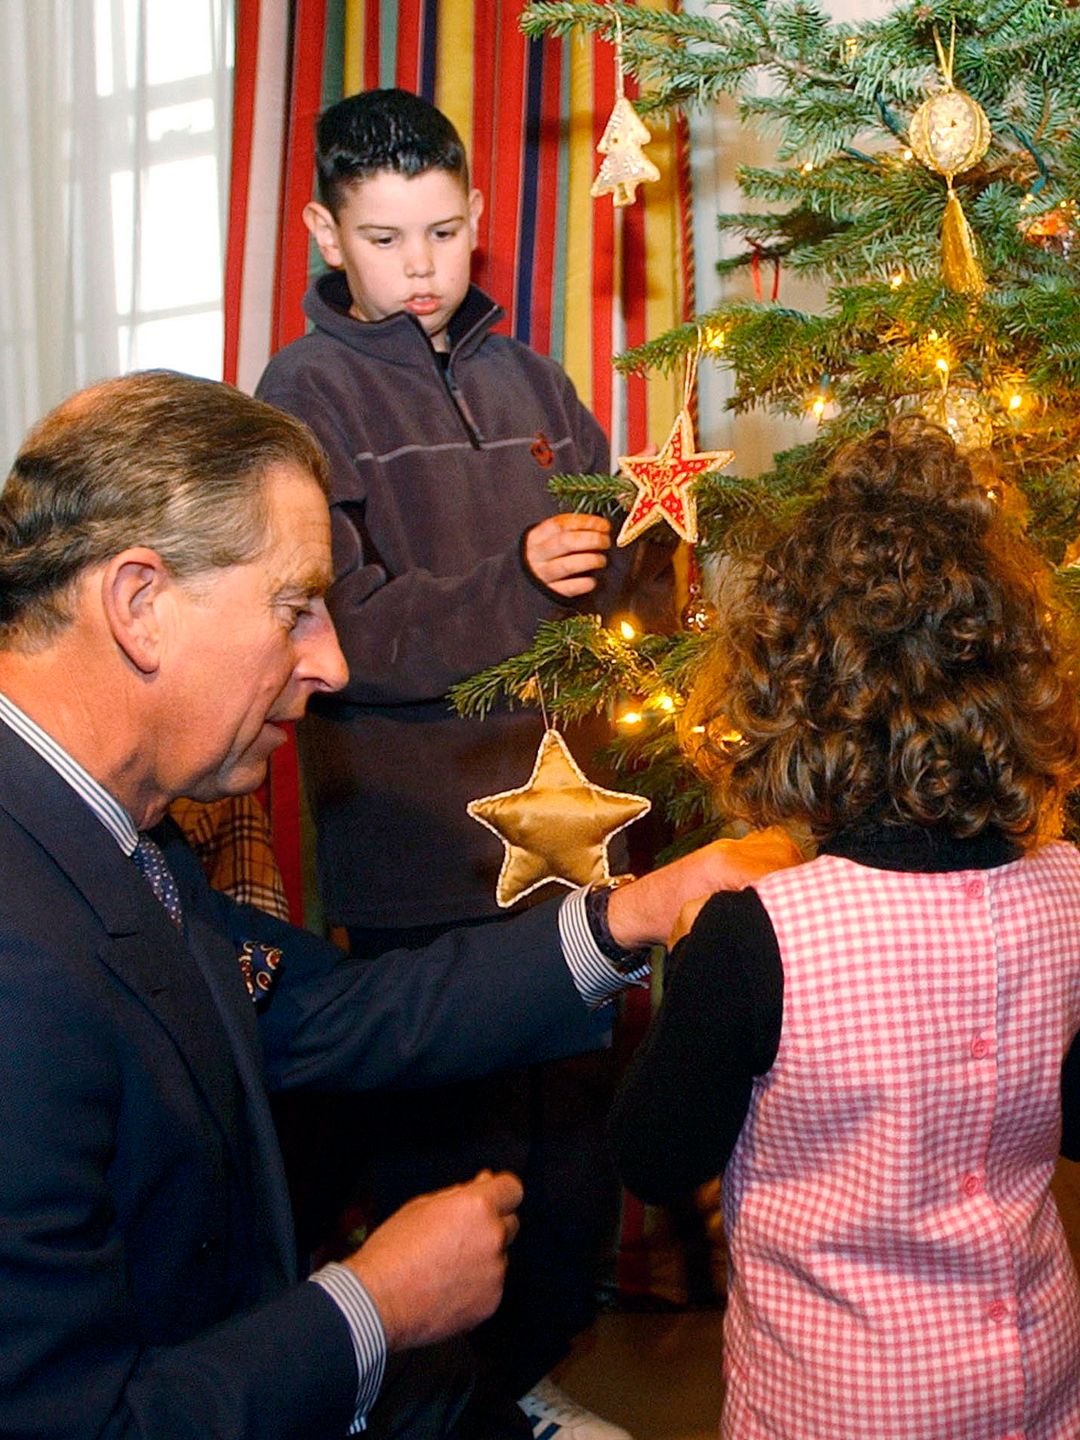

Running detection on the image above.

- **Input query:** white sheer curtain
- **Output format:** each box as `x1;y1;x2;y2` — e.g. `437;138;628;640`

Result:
0;0;233;467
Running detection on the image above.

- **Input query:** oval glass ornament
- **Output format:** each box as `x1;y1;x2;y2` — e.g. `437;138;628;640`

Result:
908;86;990;180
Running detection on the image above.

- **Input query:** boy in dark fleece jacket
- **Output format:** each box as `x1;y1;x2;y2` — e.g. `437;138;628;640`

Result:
257;88;673;1440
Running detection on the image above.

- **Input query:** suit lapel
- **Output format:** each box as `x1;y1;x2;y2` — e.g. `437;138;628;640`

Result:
0;724;294;1279
183;905;298;1284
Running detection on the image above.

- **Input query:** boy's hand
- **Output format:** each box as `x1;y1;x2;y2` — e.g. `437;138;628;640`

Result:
524;513;611;597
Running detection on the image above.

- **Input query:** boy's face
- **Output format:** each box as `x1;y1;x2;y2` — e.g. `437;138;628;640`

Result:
304;169;482;352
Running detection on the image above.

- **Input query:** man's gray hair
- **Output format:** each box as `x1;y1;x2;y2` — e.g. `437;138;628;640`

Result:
0;371;329;645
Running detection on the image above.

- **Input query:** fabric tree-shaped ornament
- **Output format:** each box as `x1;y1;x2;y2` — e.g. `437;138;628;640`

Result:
592;96;661;208
590;10;660;208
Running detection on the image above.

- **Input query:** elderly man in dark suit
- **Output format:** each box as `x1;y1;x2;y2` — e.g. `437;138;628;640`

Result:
0;371;797;1440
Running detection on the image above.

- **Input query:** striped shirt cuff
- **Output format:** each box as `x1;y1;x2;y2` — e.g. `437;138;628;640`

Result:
309;1263;387;1432
558;886;650;1005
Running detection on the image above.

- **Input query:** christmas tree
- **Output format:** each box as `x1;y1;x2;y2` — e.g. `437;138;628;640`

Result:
453;0;1080;860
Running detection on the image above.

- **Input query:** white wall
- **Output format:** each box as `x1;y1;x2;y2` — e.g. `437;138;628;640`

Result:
687;0;892;470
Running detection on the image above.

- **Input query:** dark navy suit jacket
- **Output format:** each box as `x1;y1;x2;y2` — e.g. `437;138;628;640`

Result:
0;720;602;1439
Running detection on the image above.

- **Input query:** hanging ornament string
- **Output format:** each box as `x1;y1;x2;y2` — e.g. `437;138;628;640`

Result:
591;7;661;208
679;341;696;412
750;244;781;303
907;22;991;295
616;341;734;547
680;546;717;632
466;675;651;907
535;672;550;733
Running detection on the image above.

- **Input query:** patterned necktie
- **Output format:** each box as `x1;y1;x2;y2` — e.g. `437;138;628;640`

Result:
132;832;184;929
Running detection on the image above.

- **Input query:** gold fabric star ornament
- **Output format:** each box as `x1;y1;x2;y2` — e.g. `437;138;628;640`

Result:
467;728;651;908
617;408;734;547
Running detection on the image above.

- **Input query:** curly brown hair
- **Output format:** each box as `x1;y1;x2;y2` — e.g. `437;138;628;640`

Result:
683;418;1080;844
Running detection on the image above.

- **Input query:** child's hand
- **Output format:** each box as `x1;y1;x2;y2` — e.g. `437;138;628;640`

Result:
524;513;611;597
663;826;803;948
668;895;710;950
607;826;803;951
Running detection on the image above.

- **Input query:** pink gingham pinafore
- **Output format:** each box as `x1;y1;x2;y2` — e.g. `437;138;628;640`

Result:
721;845;1080;1440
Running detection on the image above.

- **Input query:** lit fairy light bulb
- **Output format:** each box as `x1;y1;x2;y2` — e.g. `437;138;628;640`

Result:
889;269;905;289
618;710;643;727
652;694;676;713
808;373;831;422
1007;391;1023;413
618;619;637;641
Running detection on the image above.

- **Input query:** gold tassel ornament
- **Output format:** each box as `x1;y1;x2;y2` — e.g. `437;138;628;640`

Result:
907;24;991;295
941;186;986;296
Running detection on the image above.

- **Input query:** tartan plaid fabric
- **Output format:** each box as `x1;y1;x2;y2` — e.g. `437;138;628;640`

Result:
721;845;1080;1440
169;795;290;922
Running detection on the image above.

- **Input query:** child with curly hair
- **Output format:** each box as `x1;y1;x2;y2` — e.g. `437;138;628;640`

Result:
612;419;1080;1439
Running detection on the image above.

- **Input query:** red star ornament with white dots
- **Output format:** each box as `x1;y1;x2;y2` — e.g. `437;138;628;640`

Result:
616;409;734;547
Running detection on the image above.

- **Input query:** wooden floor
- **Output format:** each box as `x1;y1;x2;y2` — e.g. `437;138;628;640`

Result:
551;1159;1080;1440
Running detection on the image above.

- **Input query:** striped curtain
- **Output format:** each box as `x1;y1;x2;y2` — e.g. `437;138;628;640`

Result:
225;0;695;919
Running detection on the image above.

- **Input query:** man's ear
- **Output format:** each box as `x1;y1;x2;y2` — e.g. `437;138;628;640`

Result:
467;188;484;249
100;548;172;676
303;201;344;269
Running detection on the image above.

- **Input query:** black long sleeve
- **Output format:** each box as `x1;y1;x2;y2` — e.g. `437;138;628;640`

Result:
609;887;783;1204
1062;1032;1080;1161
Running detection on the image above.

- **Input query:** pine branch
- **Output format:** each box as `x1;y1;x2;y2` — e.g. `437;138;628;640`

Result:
545;472;633;513
449;614;670;724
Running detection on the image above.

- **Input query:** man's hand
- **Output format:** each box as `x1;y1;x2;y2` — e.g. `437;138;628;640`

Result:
524;513;611;597
607;826;802;950
343;1170;523;1352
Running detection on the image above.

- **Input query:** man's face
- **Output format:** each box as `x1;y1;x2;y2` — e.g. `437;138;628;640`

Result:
306;168;482;351
166;465;347;803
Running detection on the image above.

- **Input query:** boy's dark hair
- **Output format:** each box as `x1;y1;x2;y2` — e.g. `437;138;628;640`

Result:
683;417;1080;845
315;88;468;214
